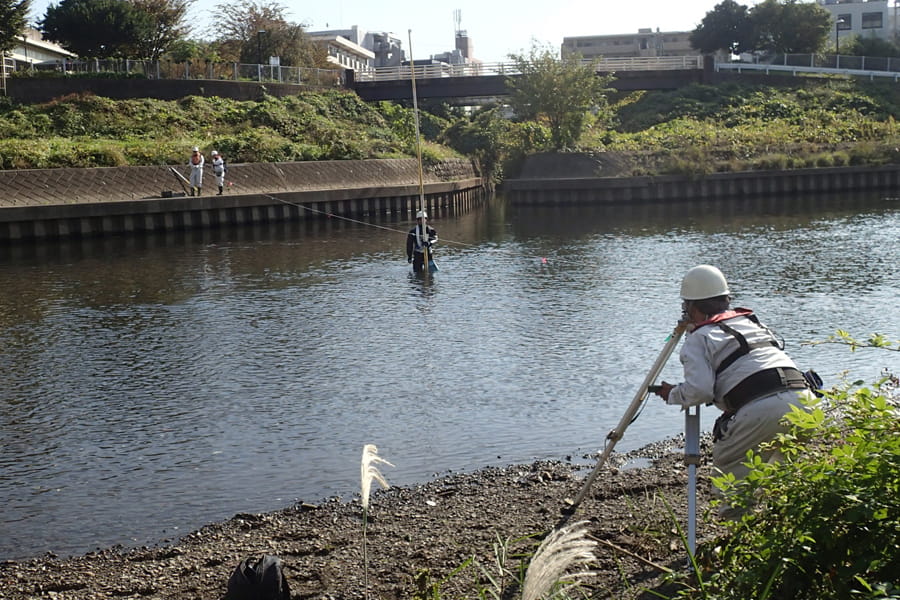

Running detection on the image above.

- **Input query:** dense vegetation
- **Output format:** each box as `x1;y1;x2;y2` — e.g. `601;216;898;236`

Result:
0;89;456;169
597;78;900;176
685;335;900;600
1;77;900;180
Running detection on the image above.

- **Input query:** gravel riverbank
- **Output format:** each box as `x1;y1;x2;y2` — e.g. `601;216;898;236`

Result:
0;437;725;599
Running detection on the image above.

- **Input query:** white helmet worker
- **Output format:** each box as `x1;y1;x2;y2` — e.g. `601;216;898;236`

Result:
680;265;730;300
416;210;428;219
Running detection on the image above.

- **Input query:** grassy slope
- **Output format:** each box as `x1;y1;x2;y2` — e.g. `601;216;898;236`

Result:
2;78;899;175
0;90;455;170
588;78;900;175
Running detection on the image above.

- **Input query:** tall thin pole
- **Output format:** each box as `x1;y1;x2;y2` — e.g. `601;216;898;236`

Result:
407;30;430;272
685;404;700;555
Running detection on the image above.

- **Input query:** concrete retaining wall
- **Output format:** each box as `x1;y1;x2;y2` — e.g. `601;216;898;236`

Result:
0;158;487;242
503;164;900;204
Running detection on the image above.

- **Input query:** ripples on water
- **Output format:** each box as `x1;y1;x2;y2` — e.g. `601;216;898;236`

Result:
0;193;898;559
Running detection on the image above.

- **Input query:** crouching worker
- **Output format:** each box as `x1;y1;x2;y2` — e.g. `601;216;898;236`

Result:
653;264;814;519
406;210;437;273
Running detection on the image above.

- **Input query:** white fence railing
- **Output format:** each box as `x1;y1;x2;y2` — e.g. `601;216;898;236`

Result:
6;58;343;86
354;56;705;82
1;55;13;95
717;53;900;80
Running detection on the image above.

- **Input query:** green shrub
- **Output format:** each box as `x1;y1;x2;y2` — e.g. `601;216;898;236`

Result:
701;369;900;600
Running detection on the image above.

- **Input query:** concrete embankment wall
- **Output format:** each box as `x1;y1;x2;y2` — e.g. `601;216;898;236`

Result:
503;164;900;204
0;158;486;242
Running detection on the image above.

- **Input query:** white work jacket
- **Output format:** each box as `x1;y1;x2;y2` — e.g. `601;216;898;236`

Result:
667;313;799;411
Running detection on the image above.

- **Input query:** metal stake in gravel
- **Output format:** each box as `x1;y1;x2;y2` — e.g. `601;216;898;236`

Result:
563;320;688;514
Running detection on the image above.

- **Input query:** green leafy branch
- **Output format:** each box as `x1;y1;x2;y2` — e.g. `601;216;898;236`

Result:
802;329;900;352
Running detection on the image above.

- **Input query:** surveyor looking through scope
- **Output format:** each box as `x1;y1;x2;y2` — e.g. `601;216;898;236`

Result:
653;264;815;519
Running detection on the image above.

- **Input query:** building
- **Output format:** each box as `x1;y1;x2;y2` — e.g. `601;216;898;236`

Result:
819;0;898;45
561;28;695;60
431;28;480;66
308;22;479;69
307;26;403;67
5;27;76;68
305;31;375;71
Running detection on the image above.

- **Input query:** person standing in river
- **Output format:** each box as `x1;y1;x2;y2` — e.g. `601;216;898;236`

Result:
653;264;814;518
188;146;204;196
406;210;437;273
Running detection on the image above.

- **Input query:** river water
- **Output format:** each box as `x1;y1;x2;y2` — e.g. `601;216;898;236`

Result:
1;192;898;560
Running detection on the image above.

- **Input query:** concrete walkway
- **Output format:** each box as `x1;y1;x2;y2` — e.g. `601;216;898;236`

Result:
0;158;479;208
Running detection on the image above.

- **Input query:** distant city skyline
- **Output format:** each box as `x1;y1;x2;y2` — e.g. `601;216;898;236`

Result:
27;0;767;63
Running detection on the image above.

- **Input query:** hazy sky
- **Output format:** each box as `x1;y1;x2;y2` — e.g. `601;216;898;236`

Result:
27;0;762;63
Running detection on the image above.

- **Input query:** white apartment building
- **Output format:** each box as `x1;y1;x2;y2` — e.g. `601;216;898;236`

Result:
820;0;898;45
305;32;375;71
307;26;403;67
561;28;694;60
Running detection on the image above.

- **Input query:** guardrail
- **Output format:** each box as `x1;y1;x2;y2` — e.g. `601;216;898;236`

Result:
354;56;705;82
716;53;900;80
8;58;343;86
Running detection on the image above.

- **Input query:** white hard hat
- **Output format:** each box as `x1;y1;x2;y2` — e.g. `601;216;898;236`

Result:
211;150;219;155
191;146;199;152
416;210;428;219
680;265;730;300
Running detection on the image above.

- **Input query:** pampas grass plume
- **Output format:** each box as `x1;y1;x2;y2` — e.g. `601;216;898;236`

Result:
521;520;597;600
360;444;393;510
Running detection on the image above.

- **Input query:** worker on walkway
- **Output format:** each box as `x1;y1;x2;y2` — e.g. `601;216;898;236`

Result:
211;150;226;195
188;146;204;196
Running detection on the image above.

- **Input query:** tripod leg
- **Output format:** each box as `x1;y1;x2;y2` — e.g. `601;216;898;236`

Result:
564;322;687;513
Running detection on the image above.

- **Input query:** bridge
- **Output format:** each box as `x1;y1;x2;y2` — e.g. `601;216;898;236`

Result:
348;56;709;102
348;53;900;103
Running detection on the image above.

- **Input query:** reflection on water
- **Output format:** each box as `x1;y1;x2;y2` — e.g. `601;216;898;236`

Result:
0;191;898;560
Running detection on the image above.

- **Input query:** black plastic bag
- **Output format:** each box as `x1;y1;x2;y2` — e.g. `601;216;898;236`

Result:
225;555;291;600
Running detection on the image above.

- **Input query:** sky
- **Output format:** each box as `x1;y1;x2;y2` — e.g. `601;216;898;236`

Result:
27;0;760;63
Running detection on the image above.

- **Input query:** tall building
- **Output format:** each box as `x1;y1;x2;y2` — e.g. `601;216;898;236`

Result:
561;28;695;60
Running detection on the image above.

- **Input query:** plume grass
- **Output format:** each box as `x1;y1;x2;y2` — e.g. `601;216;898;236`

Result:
521;520;598;600
360;444;394;600
360;443;393;509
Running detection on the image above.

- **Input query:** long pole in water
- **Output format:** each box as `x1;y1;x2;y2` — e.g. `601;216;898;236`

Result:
565;320;688;512
407;30;430;273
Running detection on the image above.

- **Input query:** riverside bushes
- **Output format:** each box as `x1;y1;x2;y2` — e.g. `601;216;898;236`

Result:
691;356;900;600
2;78;900;175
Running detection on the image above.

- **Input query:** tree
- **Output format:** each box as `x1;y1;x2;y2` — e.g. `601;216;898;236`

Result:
506;42;614;151
39;0;153;58
750;0;832;54
215;0;321;67
130;0;193;60
0;0;29;56
844;35;900;58
690;0;754;54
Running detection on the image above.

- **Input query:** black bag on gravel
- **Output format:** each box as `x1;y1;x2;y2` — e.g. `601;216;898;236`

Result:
225;554;290;600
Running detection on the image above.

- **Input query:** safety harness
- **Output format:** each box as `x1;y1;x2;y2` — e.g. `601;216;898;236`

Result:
694;309;785;376
696;309;806;416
